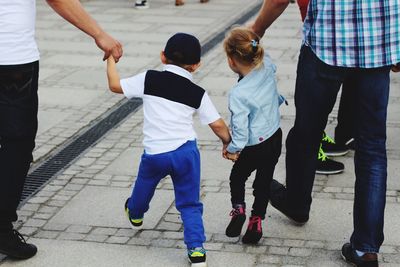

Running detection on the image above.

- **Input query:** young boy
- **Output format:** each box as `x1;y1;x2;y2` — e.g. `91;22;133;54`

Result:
106;33;231;267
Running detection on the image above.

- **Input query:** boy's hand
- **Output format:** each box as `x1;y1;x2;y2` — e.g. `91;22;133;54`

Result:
392;63;400;73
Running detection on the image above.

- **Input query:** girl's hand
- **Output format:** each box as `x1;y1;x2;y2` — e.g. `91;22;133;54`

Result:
226;152;240;162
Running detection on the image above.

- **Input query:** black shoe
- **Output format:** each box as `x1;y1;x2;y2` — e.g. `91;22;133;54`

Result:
270;180;309;225
134;0;149;9
341;243;378;267
225;204;246;237
316;145;345;175
0;230;37;259
242;216;262;244
321;132;350;157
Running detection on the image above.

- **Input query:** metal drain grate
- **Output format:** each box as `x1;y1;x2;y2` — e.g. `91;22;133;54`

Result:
19;1;263;205
20;98;142;204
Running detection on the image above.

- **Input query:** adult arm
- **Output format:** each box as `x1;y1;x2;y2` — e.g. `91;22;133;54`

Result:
46;0;123;61
251;0;290;38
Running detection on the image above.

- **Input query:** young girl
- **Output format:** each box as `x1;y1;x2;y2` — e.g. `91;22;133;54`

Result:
223;27;284;244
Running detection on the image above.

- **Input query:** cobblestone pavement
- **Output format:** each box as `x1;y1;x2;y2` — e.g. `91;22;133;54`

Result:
1;0;400;266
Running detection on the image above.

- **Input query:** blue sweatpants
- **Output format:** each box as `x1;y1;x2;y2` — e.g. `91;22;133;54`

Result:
127;140;205;249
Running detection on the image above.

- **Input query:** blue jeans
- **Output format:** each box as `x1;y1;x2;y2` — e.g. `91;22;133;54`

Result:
128;140;205;249
285;46;390;252
0;61;39;232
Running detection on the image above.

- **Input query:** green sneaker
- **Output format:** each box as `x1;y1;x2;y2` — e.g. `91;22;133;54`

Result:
124;198;143;229
321;132;350;157
188;247;207;267
316;144;344;175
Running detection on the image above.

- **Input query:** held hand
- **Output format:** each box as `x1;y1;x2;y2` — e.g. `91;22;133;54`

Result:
392;63;400;73
95;31;123;62
226;152;240;162
222;146;229;159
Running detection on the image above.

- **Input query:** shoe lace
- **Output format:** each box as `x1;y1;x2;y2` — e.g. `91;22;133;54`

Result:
318;144;327;162
322;132;335;144
229;206;244;217
12;230;27;244
248;216;262;232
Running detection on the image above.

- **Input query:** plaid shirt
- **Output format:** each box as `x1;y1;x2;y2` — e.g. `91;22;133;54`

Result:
303;0;400;68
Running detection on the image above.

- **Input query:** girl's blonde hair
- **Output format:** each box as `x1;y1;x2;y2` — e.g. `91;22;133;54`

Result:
223;26;264;67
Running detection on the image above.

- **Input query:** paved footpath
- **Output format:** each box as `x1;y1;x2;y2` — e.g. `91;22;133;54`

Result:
1;0;400;266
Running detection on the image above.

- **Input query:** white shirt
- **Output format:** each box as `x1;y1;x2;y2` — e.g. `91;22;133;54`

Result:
0;0;40;65
121;65;221;154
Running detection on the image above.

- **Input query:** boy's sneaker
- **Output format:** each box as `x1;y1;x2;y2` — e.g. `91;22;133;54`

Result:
321;132;350;157
316;144;344;175
341;243;378;267
187;247;207;267
124;198;143;229
135;0;149;9
242;215;263;244
225;204;246;237
0;230;37;259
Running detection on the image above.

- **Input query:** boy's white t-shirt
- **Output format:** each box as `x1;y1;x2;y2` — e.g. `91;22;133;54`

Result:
0;0;40;65
120;64;221;154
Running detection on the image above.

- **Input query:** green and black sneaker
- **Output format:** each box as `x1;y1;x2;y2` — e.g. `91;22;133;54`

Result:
188;247;207;267
124;198;143;229
316;144;344;175
321;132;350;157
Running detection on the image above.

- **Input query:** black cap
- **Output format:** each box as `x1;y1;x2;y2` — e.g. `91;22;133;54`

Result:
164;33;201;65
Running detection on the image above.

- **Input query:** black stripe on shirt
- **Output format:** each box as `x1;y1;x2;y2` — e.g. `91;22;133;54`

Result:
144;70;205;109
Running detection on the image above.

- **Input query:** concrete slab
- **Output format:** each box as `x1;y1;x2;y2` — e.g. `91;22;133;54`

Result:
37;110;72;135
103;147;143;176
38;87;101;107
0;239;256;267
199;150;238;181
57;69;108;88
49;186;174;229
203;193;400;246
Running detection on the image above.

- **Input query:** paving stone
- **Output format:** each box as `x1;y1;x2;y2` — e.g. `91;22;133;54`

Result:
157;222;181;231
105;236;129;244
58;233;86;241
49;186;174;229
269;246;290;256
151;239;176;248
35;230;60;239
66;225;92;234
84;234;108;243
91;228;117;236
288;247;312;257
24;219;47;228
139;230;161;239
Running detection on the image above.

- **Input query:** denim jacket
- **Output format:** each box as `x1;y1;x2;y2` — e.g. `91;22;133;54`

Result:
227;54;284;153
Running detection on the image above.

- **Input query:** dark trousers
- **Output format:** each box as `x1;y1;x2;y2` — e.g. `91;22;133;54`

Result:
0;61;39;232
286;46;390;252
229;128;282;219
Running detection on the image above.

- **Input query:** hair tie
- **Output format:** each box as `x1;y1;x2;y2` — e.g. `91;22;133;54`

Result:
251;39;258;53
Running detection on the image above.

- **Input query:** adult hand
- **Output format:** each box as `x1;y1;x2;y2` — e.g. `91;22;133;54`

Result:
392;63;400;73
95;31;123;62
